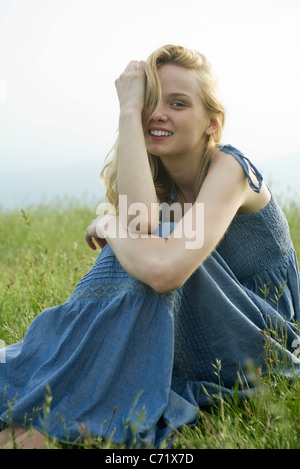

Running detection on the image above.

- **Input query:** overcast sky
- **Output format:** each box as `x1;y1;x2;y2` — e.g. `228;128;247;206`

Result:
0;0;300;208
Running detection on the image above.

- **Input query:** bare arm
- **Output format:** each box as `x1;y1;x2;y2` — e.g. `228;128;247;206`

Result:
115;61;159;232
92;154;249;293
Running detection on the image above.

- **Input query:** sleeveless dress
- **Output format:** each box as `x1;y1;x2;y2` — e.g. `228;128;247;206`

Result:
0;144;300;448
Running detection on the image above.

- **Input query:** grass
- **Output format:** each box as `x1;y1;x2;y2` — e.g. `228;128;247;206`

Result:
0;198;98;344
174;361;300;449
0;195;300;449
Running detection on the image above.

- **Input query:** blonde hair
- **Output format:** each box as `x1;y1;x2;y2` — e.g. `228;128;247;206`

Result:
101;44;225;213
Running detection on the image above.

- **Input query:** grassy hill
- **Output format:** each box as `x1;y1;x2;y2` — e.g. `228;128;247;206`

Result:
0;198;299;449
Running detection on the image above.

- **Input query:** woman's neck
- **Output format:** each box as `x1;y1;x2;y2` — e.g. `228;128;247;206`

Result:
159;153;201;204
161;142;218;204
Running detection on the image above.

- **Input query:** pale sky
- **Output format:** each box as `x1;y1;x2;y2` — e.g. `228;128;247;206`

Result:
0;0;300;208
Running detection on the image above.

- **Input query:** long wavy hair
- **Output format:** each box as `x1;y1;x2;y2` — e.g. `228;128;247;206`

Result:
100;44;226;213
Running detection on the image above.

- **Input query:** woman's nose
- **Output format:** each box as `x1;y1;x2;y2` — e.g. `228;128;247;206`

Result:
150;105;168;122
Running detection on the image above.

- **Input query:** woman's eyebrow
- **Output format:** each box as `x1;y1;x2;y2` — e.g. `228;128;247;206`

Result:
167;92;191;98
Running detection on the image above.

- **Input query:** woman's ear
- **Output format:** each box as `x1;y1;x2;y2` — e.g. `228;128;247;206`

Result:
206;117;219;136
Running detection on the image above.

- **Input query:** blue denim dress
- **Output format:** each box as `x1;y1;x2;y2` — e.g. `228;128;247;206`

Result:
1;144;300;447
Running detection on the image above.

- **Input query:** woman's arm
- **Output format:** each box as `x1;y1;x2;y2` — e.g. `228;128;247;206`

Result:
91;154;249;293
115;61;159;232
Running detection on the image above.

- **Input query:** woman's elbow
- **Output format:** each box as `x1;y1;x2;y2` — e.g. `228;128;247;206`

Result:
148;259;183;293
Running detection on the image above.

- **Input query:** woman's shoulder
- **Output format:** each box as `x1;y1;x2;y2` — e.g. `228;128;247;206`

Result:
210;143;263;195
211;144;254;167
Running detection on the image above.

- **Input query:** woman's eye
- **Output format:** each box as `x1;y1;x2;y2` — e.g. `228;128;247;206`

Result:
171;102;185;108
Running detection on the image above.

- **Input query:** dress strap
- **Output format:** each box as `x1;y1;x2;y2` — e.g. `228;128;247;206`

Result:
213;144;263;193
209;146;223;166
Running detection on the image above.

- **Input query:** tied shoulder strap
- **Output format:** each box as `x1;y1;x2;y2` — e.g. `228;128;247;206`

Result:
211;144;263;194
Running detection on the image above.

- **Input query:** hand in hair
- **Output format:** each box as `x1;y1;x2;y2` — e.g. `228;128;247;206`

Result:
115;60;146;114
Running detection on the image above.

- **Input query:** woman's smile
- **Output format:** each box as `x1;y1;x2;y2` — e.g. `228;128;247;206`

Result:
148;126;173;140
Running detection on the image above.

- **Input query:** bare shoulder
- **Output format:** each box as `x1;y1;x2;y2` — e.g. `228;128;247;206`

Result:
207;149;270;214
210;149;242;168
207;150;247;184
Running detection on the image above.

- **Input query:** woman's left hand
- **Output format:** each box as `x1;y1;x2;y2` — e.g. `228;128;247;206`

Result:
85;212;119;250
85;215;108;250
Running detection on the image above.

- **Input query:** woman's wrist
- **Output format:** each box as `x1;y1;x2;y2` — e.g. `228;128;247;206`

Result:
96;213;127;241
119;107;143;122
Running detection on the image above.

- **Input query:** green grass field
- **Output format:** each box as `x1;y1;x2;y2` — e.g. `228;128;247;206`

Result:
0;196;299;449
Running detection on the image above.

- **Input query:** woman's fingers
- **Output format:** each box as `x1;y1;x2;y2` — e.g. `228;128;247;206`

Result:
85;232;107;250
124;60;145;72
85;218;100;250
85;215;110;250
126;60;138;71
85;232;97;250
115;60;146;112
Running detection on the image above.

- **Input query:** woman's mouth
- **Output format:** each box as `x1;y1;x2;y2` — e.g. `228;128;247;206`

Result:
149;128;173;139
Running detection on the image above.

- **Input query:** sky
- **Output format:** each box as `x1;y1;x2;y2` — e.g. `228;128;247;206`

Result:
0;0;300;209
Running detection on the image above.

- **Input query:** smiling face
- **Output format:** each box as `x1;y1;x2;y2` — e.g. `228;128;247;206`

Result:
145;64;215;163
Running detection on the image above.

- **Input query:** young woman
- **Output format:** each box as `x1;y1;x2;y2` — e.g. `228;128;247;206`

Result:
1;45;299;449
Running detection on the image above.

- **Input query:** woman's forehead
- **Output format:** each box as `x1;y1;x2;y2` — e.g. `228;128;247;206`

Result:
157;64;201;99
